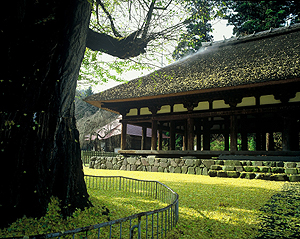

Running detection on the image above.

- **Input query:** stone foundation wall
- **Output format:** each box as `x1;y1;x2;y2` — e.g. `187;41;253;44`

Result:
88;155;300;182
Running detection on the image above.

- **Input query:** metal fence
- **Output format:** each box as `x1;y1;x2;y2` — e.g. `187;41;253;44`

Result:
15;175;179;239
81;150;118;165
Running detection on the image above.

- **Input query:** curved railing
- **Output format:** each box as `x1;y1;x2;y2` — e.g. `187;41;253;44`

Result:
13;175;179;238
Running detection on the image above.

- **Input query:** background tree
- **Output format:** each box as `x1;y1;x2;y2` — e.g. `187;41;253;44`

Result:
0;0;201;229
225;0;300;36
173;0;214;59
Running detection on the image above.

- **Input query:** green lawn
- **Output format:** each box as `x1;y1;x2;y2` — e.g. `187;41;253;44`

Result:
84;167;285;239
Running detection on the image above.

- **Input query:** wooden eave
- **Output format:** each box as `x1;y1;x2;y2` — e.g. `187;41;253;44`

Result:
87;77;300;114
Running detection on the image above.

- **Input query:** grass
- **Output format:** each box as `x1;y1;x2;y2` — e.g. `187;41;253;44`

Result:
0;168;288;238
84;167;285;239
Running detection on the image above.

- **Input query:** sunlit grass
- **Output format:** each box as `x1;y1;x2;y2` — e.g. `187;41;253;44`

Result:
84;167;284;239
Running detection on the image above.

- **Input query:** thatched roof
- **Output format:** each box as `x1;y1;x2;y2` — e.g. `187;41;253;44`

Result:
85;23;300;106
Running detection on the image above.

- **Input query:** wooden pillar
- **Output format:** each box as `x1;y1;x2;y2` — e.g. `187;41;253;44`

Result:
141;126;147;150
196;124;202;151
158;128;163;150
241;132;248;151
256;132;262;151
151;120;158;150
170;121;176;150
121;121;127;150
203;118;210;150
241;116;248;151
282;116;298;151
266;132;274;151
187;117;194;150
230;115;238;151
224;132;230;151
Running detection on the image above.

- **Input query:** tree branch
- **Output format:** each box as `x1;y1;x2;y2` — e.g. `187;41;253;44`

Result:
96;0;122;38
86;29;149;59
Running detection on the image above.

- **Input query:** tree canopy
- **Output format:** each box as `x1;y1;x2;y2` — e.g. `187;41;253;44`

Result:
225;0;300;36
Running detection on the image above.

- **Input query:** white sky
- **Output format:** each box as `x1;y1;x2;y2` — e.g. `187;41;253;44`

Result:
94;19;234;93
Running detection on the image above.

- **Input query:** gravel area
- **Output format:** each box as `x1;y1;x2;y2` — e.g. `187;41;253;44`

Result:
256;182;300;239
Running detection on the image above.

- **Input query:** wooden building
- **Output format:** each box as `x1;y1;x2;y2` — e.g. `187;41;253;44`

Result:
85;24;300;157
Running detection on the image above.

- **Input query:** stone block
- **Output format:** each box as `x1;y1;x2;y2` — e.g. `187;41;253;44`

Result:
202;160;215;169
148;158;155;166
252;161;263;166
174;158;181;164
188;167;195;174
259;166;271;173
284;162;296;168
244;166;259;172
185;159;195;167
158;167;164;172
106;162;113;169
202;167;208;175
245;172;256;179
216;160;225;165
195;167;202;175
263;161;276;167
90;156;97;161
169;166;175;173
131;165;137;171
127;157;137;165
276;161;284;167
113;165;120;170
285;168;298;175
208;170;217;177
271;167;285;173
227;171;240;178
107;157;113;162
137;166;144;171
160;162;169;168
223;166;235;171
100;164;106;169
297;163;300;168
224;160;241;166
154;160;160;167
164;168;169;173
235;166;244;172
174;167;182;174
146;166;152;172
289;175;300;182
141;158;149;166
120;165;126;170
211;165;222;170
151;166;158;172
135;159;142;166
217;171;228;177
122;158;128;165
182;166;188;174
170;160;178;167
127;165;131;171
194;159;201;167
270;174;288;181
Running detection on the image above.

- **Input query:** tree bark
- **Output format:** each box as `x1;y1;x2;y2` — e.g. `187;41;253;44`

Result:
0;0;92;228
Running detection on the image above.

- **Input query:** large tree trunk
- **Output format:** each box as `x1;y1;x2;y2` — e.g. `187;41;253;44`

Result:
0;0;92;228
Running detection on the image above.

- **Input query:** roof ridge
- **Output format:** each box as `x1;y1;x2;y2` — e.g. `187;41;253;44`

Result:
203;22;300;48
